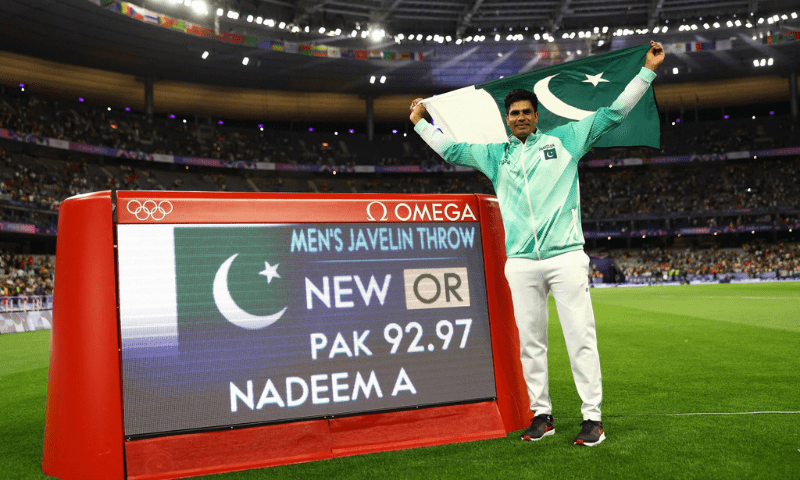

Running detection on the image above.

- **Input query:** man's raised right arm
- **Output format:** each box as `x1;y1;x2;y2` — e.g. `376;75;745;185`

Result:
410;98;501;179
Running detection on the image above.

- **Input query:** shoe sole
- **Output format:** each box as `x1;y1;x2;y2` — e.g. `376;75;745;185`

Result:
521;428;555;441
574;432;605;446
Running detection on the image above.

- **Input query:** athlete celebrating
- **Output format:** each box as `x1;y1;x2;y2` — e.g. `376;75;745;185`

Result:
409;41;665;446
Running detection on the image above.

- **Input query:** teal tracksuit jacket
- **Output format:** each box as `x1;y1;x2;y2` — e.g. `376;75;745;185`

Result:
415;67;657;261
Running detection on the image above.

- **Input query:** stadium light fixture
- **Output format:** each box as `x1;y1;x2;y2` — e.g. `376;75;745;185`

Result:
735;19;741;26
227;11;239;20
183;0;191;6
792;12;798;19
768;58;773;65
319;27;325;33
672;67;679;74
753;59;759;66
191;1;207;14
242;57;249;65
380;76;386;84
246;14;253;22
370;76;376;84
726;20;733;27
713;21;720;28
703;23;710;29
767;16;774;24
279;21;286;28
334;28;341;35
760;58;765;66
495;34;501;41
202;51;209;59
216;7;223;15
456;38;462;45
256;16;262;24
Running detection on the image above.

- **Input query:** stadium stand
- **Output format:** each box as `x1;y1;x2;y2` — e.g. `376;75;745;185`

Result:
1;73;798;287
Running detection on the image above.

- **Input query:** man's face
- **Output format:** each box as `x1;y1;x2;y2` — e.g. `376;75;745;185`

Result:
505;100;539;141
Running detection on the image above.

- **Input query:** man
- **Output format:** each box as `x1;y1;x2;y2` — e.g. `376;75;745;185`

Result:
410;41;665;446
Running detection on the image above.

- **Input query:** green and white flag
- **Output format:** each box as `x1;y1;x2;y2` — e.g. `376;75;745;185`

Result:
421;43;660;148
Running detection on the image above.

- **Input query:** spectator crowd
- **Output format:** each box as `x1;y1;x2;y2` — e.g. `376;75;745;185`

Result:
0;88;799;288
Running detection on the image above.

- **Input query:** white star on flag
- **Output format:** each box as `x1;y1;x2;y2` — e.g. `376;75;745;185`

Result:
259;261;281;284
582;72;610;87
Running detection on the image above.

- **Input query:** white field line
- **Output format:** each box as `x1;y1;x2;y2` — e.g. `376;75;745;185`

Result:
603;411;800;418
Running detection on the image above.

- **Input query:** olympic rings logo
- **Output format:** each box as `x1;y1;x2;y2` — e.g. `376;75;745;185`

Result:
126;200;174;221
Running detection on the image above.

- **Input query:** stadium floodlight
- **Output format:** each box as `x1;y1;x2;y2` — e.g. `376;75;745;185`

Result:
672;67;679;74
192;0;207;13
242;57;249;65
445;35;452;42
760;58;766;66
593;26;599;33
216;7;223;15
662;25;668;32
495;34;501;41
703;23;710;29
534;33;540;40
246;15;253;22
735;19;741;26
370;76;376;84
792;12;798;19
334;28;341;35
781;14;788;20
602;26;608;33
726;20;733;27
753;59;760;66
773;14;780;22
758;17;764;24
576;49;582;54
227;10;239;20
256;16;263;24
183;0;191;6
562;32;569;39
362;30;369;38
768;58;773;65
319;27;325;33
691;24;698;30
305;26;309;33
652;27;658;34
455;38;462;44
713;21;720;28
506;34;513;40
767;16;774;24
279;21;286;28
201;51;209;59
380;76;386;84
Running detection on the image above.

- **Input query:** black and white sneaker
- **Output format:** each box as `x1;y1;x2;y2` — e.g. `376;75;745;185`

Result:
521;414;555;441
574;420;605;446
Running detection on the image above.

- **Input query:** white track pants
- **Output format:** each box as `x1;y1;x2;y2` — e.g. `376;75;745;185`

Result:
504;250;602;421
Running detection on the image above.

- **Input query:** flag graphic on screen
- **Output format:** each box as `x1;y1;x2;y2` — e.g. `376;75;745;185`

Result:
174;226;293;350
421;43;659;149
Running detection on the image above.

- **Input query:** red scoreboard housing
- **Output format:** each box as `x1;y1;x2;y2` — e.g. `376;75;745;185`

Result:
43;191;531;480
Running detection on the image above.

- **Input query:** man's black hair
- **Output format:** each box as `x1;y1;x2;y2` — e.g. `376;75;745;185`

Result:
504;89;538;115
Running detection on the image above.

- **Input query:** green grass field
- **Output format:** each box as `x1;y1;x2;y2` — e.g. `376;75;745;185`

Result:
2;282;799;479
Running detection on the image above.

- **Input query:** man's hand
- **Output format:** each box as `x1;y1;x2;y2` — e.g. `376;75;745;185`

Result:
410;98;429;125
644;40;665;72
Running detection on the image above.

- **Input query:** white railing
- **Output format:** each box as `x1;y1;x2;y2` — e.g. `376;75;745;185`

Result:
1;295;53;312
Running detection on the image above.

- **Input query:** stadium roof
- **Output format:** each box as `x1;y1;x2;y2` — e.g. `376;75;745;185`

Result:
1;0;799;95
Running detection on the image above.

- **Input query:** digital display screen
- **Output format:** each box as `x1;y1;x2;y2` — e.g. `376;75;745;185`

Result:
117;222;496;437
